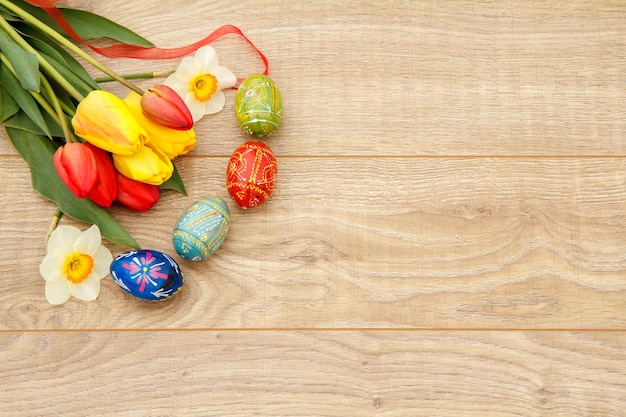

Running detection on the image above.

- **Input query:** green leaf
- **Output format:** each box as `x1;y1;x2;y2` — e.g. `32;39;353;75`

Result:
0;82;19;122
16;22;99;91
0;27;39;92
12;0;154;47
6;127;140;249
159;163;187;194
38;51;95;97
4;109;64;137
0;62;50;137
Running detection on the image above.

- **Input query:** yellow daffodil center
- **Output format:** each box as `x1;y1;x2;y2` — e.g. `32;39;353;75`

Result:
190;73;217;102
63;252;94;284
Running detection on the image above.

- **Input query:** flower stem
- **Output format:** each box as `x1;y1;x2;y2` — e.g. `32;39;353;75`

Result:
0;12;85;101
95;70;174;84
39;73;77;143
45;208;63;246
0;0;145;96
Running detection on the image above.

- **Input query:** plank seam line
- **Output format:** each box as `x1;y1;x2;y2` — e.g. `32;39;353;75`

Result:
2;328;625;333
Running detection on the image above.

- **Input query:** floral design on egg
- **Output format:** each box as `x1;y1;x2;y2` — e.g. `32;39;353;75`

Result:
111;250;184;301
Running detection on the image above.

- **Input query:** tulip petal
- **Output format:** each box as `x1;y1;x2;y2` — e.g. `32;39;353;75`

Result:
141;85;193;130
113;144;173;185
124;92;196;158
85;143;118;208
72;90;147;156
116;172;160;212
53;143;98;198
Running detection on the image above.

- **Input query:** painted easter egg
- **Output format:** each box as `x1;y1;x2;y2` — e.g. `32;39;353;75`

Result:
172;197;231;261
110;250;183;301
235;74;283;137
226;141;278;209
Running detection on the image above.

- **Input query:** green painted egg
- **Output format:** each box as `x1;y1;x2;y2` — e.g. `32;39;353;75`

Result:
172;197;230;261
235;74;283;137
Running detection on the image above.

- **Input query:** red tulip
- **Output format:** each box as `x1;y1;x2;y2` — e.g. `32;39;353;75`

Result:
115;172;160;212
84;143;118;208
53;142;97;199
141;84;193;130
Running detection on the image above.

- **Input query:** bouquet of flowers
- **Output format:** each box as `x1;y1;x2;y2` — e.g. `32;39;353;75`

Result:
0;0;274;303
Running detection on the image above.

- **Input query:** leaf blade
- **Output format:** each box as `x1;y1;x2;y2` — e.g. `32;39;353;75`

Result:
0;81;19;122
0;27;39;92
0;61;50;137
159;163;187;194
6;126;140;249
11;0;154;47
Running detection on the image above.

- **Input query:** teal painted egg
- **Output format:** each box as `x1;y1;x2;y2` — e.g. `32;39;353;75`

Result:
110;250;184;301
172;197;230;261
235;74;283;137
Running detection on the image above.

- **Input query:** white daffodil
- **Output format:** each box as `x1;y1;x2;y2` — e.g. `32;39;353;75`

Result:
164;46;237;122
39;224;113;305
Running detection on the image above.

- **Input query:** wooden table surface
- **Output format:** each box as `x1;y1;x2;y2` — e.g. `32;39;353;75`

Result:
1;1;625;415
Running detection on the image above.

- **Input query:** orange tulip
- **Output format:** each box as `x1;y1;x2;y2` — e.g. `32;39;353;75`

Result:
141;84;193;130
53;142;97;199
84;143;118;208
124;92;196;159
115;172;160;212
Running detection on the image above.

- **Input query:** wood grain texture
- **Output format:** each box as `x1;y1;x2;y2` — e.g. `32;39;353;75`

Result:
1;157;625;329
1;0;625;157
1;331;625;416
0;0;625;415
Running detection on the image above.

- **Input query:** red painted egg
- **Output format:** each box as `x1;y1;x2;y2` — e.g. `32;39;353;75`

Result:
226;141;278;209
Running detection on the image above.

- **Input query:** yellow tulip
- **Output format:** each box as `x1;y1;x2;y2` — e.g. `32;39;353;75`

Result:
124;92;197;159
112;142;173;185
72;90;147;156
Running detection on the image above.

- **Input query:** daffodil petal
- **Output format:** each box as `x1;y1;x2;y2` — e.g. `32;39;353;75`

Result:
39;249;66;282
213;66;237;90
45;278;71;305
176;56;203;80
184;94;207;121
196;46;219;72
68;272;101;301
47;225;80;254
165;79;185;94
202;91;226;115
164;45;234;121
92;245;113;279
74;224;102;255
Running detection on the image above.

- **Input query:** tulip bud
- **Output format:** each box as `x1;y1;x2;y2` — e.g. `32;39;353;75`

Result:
53;142;97;199
112;142;174;186
124;92;196;159
141;85;193;131
84;143;118;208
115;172;160;212
72;90;147;156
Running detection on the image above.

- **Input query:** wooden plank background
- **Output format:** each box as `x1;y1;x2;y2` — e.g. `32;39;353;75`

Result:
1;0;625;415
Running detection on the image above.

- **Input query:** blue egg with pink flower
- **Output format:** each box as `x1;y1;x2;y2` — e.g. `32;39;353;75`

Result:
110;250;184;301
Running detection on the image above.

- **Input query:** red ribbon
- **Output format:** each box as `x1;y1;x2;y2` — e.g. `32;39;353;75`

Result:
25;0;268;81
